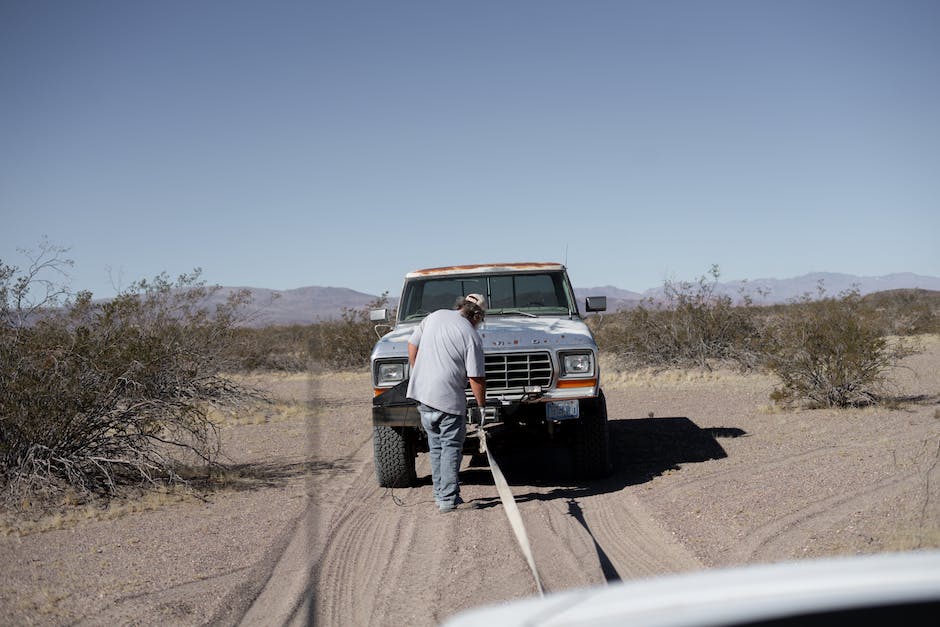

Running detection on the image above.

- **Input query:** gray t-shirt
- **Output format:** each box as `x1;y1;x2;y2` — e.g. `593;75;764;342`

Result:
406;309;486;415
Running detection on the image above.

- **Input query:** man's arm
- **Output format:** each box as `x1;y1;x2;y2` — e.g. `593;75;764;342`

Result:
469;376;486;409
408;341;418;367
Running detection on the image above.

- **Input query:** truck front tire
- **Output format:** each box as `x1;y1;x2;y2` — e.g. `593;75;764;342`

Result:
373;425;417;487
572;390;612;479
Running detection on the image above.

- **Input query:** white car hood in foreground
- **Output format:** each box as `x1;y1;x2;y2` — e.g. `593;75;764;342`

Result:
443;550;940;627
371;316;596;361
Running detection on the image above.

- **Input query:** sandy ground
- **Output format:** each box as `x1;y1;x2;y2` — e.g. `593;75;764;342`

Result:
2;336;939;626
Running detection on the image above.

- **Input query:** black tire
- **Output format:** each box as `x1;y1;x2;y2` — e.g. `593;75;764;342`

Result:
373;425;417;488
572;390;612;479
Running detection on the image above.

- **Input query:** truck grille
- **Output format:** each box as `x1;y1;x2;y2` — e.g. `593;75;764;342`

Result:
483;352;553;392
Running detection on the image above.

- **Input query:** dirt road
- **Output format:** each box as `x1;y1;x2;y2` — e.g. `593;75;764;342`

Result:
2;338;939;625
243;337;940;626
243;389;702;626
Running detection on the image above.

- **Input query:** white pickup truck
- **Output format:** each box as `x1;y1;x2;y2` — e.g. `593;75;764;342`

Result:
369;262;610;487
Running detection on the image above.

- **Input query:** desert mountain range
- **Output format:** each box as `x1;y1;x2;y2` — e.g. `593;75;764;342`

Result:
219;272;940;327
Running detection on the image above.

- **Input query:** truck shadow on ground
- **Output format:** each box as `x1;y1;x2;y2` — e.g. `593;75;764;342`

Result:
458;415;747;499
455;416;746;584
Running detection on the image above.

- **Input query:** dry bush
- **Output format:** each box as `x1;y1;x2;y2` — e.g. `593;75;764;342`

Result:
591;268;926;409
861;289;940;336
228;324;317;372
763;290;919;408
308;302;383;370
1;244;261;504
226;293;393;372
591;266;763;371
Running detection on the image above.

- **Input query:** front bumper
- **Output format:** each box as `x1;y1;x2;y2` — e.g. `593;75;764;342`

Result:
372;389;598;429
372;403;421;427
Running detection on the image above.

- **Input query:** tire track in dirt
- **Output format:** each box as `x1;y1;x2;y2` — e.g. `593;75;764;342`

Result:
578;490;702;579
738;436;940;563
726;469;930;563
312;451;477;627
445;476;703;600
259;382;928;624
515;488;702;594
643;428;940;566
302;435;465;626
235;432;375;627
536;498;613;589
317;496;414;625
308;460;704;625
652;443;873;499
363;509;447;625
651;434;935;519
309;440;392;625
246;404;706;625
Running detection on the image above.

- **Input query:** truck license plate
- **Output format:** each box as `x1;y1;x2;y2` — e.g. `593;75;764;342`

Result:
546;400;579;421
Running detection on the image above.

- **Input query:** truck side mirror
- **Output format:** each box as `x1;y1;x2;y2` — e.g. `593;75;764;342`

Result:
370;308;389;323
585;296;607;312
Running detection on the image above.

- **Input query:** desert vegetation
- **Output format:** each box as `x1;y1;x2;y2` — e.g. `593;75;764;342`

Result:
761;291;920;407
3;245;936;508
589;267;935;408
589;265;765;372
221;266;937;411
1;243;261;506
226;292;392;372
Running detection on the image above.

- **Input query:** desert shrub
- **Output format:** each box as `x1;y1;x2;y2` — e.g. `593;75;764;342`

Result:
224;293;393;372
590;266;763;371
591;268;928;409
308;293;392;370
1;244;259;502
861;289;940;336
228;324;317;372
763;290;919;408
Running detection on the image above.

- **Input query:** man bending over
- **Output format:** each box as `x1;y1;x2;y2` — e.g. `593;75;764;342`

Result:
406;294;487;513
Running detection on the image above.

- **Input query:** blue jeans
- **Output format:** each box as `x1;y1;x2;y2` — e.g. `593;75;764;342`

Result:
418;404;466;507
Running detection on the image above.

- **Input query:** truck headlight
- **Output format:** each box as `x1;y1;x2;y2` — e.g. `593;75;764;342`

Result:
561;352;594;377
376;360;408;386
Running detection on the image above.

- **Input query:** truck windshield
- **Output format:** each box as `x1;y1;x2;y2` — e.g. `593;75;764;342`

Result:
399;273;574;321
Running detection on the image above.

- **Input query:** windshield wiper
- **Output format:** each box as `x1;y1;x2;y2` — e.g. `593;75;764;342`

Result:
491;309;538;318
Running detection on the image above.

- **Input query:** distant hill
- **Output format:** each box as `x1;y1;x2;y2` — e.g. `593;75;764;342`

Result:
639;272;940;308
217;272;940;326
208;286;395;327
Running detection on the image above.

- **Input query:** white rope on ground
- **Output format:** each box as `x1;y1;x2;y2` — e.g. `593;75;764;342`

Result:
478;425;545;597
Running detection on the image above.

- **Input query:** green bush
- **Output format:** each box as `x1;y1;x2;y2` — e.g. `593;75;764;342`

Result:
1;245;259;502
763;290;918;408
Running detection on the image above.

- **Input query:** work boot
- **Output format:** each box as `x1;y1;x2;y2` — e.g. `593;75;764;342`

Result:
438;496;464;513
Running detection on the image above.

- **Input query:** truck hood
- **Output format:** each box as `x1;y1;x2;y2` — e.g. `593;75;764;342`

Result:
371;316;597;361
478;317;596;350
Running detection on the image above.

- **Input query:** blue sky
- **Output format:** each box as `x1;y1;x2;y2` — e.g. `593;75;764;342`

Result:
2;1;938;298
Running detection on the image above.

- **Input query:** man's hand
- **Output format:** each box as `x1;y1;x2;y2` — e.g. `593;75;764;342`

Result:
469;376;485;410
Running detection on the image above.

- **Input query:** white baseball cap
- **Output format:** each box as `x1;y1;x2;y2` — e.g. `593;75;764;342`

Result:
465;293;487;311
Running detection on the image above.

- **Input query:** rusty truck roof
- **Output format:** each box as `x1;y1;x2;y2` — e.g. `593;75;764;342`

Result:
405;262;565;278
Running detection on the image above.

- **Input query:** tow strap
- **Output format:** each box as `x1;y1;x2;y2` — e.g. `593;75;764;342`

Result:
477;423;545;597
